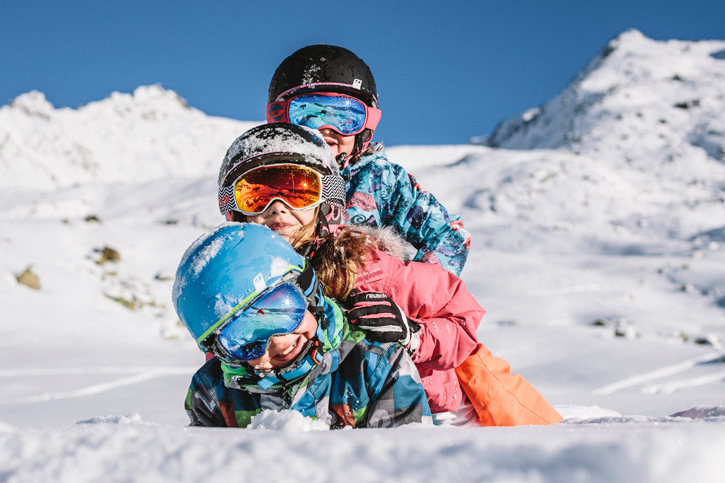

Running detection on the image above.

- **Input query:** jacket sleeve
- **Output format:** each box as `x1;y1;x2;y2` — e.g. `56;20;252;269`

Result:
185;366;229;427
400;261;483;370
384;162;470;277
184;359;260;428
357;253;484;371
346;151;470;276
364;343;433;428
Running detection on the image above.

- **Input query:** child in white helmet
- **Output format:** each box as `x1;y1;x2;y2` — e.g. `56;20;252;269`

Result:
217;123;562;426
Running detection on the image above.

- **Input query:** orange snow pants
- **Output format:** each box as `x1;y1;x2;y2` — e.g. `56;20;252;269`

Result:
455;343;563;426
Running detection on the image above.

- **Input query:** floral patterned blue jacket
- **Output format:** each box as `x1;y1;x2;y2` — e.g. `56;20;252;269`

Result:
341;147;470;276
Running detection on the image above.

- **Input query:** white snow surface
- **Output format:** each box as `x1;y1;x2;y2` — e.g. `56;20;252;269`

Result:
2;31;725;482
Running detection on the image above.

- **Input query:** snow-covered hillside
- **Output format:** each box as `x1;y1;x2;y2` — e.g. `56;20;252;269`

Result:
1;31;725;482
478;29;725;166
0;85;260;190
470;29;725;242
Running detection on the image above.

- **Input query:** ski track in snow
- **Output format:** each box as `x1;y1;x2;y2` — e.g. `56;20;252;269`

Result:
641;370;725;395
0;367;198;405
592;351;725;395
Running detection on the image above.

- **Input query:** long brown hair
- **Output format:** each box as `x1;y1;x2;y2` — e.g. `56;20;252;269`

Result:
347;141;384;168
310;226;377;299
239;209;374;299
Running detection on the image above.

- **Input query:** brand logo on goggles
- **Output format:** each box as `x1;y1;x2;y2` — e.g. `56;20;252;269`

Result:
269;103;285;122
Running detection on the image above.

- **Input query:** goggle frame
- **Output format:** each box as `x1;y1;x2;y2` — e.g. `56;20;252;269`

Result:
232;163;324;216
267;92;381;137
202;274;309;363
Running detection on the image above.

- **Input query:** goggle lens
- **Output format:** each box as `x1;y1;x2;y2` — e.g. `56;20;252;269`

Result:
234;164;322;215
217;283;308;361
288;94;367;135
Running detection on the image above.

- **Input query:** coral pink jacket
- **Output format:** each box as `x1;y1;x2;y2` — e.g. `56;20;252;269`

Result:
354;249;484;413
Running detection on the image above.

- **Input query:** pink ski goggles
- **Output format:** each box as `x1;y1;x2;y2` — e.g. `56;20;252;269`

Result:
267;92;381;136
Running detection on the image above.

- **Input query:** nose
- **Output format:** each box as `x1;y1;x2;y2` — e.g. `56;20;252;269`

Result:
265;200;288;215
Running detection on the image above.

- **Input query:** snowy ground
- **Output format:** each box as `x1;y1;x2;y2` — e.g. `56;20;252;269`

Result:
2;30;725;482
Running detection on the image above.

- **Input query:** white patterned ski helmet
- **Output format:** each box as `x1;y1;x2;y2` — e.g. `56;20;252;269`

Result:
217;123;346;238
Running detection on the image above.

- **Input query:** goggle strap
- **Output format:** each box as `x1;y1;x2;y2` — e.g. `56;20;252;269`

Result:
223;153;308;187
274;83;379;105
218;184;237;214
296;260;316;298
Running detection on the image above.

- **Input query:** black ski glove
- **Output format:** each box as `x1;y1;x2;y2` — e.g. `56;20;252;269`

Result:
345;291;421;347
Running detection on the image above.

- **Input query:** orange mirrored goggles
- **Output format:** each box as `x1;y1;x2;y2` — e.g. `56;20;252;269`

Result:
231;164;323;215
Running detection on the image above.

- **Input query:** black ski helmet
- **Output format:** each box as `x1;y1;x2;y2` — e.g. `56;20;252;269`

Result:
268;44;379;108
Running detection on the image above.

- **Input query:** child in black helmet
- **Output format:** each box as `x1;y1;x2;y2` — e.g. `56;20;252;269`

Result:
264;44;470;277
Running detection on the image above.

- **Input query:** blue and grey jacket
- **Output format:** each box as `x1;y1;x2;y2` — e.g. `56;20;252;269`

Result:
341;147;470;276
185;298;433;429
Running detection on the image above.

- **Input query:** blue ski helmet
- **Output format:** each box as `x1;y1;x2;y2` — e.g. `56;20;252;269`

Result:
172;223;323;349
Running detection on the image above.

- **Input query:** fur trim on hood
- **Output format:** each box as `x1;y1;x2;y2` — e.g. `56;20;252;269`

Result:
343;224;412;263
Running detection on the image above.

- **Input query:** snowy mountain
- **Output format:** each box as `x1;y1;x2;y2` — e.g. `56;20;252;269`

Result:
459;29;725;246
0;84;260;190
477;29;725;166
1;31;724;482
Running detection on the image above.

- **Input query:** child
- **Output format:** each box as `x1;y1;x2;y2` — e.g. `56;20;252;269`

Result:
217;123;562;426
265;44;470;276
173;222;432;428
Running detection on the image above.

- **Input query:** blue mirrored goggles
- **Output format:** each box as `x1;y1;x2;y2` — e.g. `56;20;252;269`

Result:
212;282;308;362
267;93;381;136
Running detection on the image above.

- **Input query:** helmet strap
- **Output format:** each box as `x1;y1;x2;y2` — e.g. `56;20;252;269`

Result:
334;129;368;169
335;152;350;169
350;130;370;165
253;339;324;390
304;205;331;258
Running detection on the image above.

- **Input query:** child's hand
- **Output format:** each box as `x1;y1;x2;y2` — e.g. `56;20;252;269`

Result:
345;291;420;347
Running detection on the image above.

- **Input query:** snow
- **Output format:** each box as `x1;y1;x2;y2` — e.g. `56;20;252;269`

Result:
0;85;261;190
1;30;725;481
172;223;236;302
1;416;724;482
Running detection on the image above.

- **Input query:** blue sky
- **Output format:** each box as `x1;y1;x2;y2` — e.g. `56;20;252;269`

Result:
2;1;724;146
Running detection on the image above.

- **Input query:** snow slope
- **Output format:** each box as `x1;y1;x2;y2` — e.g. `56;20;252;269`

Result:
477;29;725;167
0;85;260;190
1;31;725;482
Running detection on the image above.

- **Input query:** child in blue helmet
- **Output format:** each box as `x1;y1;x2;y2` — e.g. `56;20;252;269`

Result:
265;44;470;276
173;222;432;428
